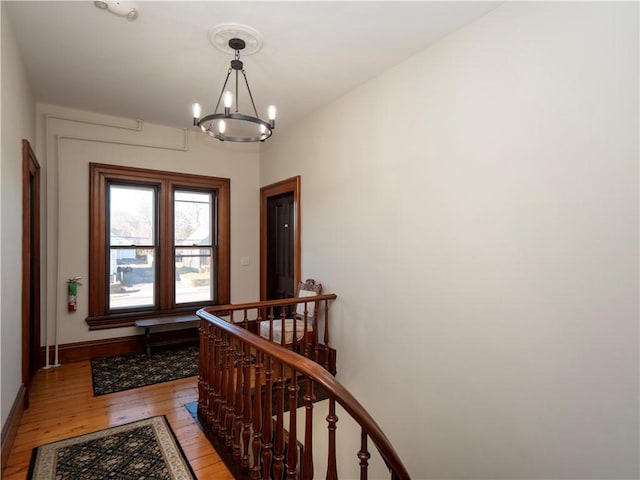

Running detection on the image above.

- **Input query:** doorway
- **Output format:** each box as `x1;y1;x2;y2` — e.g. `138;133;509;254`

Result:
267;191;294;300
22;139;41;409
260;177;300;302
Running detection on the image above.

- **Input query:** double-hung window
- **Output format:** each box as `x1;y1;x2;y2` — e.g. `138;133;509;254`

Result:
86;163;230;330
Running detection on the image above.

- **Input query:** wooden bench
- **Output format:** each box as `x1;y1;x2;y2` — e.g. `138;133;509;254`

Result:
134;315;200;359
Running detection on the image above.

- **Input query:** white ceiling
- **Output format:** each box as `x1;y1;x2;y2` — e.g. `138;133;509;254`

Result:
6;1;500;132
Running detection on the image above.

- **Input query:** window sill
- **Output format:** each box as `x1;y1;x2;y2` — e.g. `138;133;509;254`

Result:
86;306;213;331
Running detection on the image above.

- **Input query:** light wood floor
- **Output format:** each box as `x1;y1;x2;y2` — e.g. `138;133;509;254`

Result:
2;360;233;479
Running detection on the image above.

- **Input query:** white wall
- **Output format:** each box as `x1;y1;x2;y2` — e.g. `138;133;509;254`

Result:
36;104;261;348
1;3;36;427
260;2;639;478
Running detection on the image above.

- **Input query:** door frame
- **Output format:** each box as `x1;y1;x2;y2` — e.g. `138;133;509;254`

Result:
260;176;301;301
21;139;41;408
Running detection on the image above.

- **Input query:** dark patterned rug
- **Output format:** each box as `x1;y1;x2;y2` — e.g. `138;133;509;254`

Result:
27;416;197;479
91;345;198;396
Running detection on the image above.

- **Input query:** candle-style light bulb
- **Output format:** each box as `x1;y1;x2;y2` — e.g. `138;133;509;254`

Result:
218;120;226;134
192;103;202;118
267;105;276;130
191;103;202;126
223;91;233;108
259;124;266;134
267;105;277;121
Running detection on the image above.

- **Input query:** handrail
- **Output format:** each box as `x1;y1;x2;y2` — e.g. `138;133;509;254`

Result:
198;308;411;479
205;293;338;314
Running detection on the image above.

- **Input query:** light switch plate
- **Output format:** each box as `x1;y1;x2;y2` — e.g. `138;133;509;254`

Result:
240;256;250;266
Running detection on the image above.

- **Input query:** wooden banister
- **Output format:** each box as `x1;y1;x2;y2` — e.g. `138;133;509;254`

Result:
197;307;411;480
205;293;338;314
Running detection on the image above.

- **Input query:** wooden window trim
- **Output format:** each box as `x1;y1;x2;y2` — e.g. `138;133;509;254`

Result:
86;163;230;330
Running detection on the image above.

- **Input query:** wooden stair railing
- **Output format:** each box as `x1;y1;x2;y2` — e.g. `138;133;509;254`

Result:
197;304;411;480
204;293;336;370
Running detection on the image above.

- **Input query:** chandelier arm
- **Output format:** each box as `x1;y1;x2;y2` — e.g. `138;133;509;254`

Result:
235;68;239;113
240;69;261;118
214;68;233;114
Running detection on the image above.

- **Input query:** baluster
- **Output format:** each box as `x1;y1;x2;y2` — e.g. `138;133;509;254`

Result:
358;429;370;480
197;321;208;419
225;337;236;449
250;352;263;480
211;327;222;433
262;354;274;479
197;321;203;410
313;304;321;365
268;306;275;342
218;334;229;442
302;379;315;480
326;398;338;480
281;307;287;347
292;302;300;352
273;362;286;480
286;370;299;479
210;324;218;424
303;304;311;358
243;307;249;330
233;339;244;462
296;300;304;354
241;342;252;471
323;299;331;370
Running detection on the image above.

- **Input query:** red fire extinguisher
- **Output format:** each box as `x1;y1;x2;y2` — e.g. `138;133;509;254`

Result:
67;277;82;312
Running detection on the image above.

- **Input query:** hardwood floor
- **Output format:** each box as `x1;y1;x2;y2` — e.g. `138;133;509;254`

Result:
2;359;233;479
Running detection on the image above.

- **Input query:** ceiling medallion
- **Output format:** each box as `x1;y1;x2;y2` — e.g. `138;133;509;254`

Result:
208;24;263;56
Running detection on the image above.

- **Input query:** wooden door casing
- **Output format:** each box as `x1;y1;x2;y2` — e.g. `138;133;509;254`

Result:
22;139;41;408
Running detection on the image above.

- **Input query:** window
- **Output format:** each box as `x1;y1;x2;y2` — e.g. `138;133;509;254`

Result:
87;163;230;330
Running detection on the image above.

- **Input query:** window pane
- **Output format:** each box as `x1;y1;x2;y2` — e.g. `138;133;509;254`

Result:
109;248;156;309
175;247;213;304
174;191;212;246
110;185;155;246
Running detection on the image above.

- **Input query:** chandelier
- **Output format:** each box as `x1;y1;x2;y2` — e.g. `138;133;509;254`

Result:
192;38;276;143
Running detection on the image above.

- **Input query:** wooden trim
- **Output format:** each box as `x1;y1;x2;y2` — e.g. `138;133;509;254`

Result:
216;177;231;305
260;176;301;301
21;139;41;408
1;384;25;474
87;307;201;331
41;335;143;364
87;163;231;327
39;331;200;364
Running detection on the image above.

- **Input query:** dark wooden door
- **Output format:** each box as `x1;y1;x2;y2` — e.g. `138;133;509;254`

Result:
266;192;295;301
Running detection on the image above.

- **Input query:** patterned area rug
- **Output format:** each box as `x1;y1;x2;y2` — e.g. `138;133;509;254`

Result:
27;416;197;480
91;345;198;396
